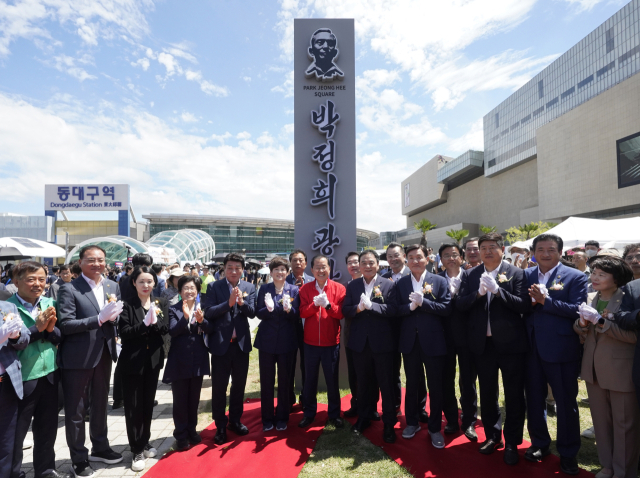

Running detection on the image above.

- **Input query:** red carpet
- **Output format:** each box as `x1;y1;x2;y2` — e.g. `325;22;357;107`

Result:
341;391;594;478
144;398;328;478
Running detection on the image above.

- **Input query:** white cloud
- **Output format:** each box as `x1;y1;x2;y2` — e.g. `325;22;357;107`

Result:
51;54;96;81
131;57;150;71
0;0;154;57
180;112;198;123
236;131;251;140
275;0;558;111
561;0;607;12
447;118;484;153
272;70;294;97
211;132;232;142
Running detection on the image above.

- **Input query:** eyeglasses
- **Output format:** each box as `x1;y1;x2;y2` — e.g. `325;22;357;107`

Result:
624;254;640;262
441;254;460;260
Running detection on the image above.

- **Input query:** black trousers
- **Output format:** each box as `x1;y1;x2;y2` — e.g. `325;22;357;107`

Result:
303;343;341;419
403;338;446;432
112;359;123;402
12;373;59;478
289;320;306;405
62;345;113;464
0;375;19;478
346;346;379;411
475;338;526;445
443;346;478;428
259;350;295;425
171;376;204;441
211;342;250;430
352;343;397;426
122;364;160;455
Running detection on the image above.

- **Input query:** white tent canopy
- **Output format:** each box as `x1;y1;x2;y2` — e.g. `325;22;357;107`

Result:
0;237;66;258
523;216;640;251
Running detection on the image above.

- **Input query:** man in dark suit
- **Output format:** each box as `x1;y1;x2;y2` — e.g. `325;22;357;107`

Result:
523;233;588;475
438;242;478;442
343;250;398;443
614;278;640;407
382;242;429;422
151;264;166;297
396;244;451;449
7;262;69;478
457;233;529;465
203;252;256;446
285;249;314;407
58;245;124;477
0;301;29;478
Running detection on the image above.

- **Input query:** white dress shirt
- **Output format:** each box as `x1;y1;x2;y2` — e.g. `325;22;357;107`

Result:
537;264;560;286
391;266;408;284
226;279;239;339
484;267;500;337
363;274;378;299
16;293;43;319
82;273;105;309
410;270;427;294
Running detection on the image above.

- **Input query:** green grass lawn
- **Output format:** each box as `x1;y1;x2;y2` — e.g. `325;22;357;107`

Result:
193;346;603;476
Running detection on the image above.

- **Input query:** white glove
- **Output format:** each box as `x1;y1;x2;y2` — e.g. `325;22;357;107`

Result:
478;279;487;296
282;294;292;312
482;274;500;295
0;316;22;343
409;300;418;311
144;306;158;327
358;293;367;312
579;303;601;324
449;277;461;296
532;284;549;303
190;303;201;325
264;293;275;312
409;291;423;307
98;301;120;325
314;292;329;308
363;295;373;310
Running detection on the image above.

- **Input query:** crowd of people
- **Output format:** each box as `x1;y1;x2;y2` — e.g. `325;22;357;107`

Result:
1;235;640;478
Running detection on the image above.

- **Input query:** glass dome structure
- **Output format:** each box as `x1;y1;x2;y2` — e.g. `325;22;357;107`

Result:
145;229;215;264
65;229;215;265
66;236;148;265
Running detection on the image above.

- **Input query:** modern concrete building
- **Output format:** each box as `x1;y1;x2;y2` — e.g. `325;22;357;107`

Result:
395;0;640;248
143;213;379;259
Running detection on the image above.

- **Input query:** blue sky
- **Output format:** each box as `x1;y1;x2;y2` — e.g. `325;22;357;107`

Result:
0;0;627;232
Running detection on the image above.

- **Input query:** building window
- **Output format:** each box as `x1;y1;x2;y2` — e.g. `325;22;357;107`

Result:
606;27;614;54
618;131;640;189
538;79;544;99
495;113;499;128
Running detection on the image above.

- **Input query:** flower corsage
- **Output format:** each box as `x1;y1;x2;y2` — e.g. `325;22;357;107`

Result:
373;286;384;302
422;283;436;299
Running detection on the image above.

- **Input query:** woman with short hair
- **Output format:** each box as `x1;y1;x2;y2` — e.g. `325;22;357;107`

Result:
574;256;639;478
162;275;211;450
255;256;299;431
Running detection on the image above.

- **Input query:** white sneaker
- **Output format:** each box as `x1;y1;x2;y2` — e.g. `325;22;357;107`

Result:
143;444;157;458
22;439;33;450
131;452;146;472
581;426;595;439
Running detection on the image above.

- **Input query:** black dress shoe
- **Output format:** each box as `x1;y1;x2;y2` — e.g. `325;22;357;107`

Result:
213;429;228;445
227;422;249;436
503;444;519;465
479;438;504;455
444;423;460;434
175;438;190;451
395;406;401;416
524;445;551;462
463;425;478;442
327;417;344;428
42;470;72;478
351;419;371;435
298;416;314;428
560;456;579;475
188;433;202;445
418;410;429;423
111;400;124;410
383;424;396;444
343;408;358;418
370;411;381;421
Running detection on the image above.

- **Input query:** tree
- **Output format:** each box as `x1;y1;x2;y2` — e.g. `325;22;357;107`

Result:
479;225;497;234
414;219;437;247
446;228;469;246
505;221;557;244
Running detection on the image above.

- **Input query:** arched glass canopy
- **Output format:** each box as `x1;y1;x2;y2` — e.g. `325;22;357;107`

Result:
66;236;148;265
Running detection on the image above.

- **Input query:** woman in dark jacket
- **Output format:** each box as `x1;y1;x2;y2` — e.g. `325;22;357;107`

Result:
255;256;299;431
118;266;169;472
162;275;211;450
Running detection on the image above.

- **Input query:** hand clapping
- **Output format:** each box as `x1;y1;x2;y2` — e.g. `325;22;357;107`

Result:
529;284;548;304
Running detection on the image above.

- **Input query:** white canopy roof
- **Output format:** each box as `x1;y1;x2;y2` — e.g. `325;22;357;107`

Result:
523;216;640;251
0;237;66;258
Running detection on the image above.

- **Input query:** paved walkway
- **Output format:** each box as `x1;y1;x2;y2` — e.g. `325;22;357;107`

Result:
20;372;214;477
20;320;260;478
